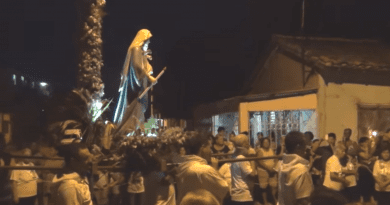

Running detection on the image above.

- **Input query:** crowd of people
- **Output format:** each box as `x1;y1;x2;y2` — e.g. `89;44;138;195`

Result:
1;126;390;205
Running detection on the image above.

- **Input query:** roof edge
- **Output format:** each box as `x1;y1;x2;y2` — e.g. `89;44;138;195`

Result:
203;88;318;106
272;34;379;43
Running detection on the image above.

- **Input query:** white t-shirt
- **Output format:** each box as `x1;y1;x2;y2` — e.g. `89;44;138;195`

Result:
343;157;357;187
277;154;313;205
94;172;109;189
110;172;123;195
127;172;145;193
257;148;275;170
323;155;343;191
10;162;39;198
218;163;232;190
230;155;253;202
176;155;229;204
373;160;390;192
52;172;93;205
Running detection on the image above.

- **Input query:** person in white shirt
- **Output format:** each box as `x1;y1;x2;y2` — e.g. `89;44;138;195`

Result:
255;137;277;205
219;162;232;205
219;162;232;190
94;170;110;205
176;133;229;205
323;144;351;191
127;171;145;205
373;144;390;205
108;171;124;205
277;131;313;205
340;154;358;203
230;134;257;205
52;143;95;205
10;148;39;205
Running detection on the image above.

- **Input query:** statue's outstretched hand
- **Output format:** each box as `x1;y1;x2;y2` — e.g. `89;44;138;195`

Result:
149;76;157;85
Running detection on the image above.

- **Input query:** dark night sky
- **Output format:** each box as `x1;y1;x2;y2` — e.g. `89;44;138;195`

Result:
1;0;390;119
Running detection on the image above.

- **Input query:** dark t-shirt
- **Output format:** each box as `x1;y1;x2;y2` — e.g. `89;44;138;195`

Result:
211;145;230;155
315;146;333;172
211;145;230;162
345;140;359;156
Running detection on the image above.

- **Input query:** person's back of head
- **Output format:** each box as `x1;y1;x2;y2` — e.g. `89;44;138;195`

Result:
358;136;369;144
285;131;306;156
304;131;314;142
180;189;220;205
217;127;225;134
233;134;249;149
184;132;208;155
240;131;249;136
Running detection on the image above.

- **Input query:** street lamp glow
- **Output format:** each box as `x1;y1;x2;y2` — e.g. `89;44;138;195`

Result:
40;82;48;87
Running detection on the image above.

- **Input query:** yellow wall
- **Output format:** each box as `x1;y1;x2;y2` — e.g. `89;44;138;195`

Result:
249;52;318;95
239;94;318;132
320;80;390;142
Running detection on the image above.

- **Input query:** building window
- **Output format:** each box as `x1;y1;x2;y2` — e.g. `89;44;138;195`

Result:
249;110;317;147
212;112;239;136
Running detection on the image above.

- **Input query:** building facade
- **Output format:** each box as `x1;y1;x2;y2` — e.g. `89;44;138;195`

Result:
195;35;390;145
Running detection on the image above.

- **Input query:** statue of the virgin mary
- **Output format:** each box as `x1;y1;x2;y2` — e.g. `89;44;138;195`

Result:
113;29;157;127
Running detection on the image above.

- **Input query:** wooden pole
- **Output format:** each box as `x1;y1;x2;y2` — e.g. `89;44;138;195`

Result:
138;67;167;100
166;155;281;166
0;165;124;172
151;86;154;118
9;155;64;160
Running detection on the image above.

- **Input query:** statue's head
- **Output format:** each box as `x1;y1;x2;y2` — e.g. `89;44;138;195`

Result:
132;29;152;48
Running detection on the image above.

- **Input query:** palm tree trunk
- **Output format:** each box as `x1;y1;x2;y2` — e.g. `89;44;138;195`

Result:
75;0;106;96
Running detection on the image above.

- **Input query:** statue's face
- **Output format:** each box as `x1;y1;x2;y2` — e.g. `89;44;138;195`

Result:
143;39;150;51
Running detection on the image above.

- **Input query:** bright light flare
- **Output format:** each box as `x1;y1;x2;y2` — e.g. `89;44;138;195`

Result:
40;82;48;87
369;130;378;138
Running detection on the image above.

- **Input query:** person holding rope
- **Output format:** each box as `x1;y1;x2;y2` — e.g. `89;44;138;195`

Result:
230;134;257;205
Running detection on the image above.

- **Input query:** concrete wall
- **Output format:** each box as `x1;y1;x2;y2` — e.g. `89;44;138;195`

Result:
248;52;318;95
319;78;390;142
